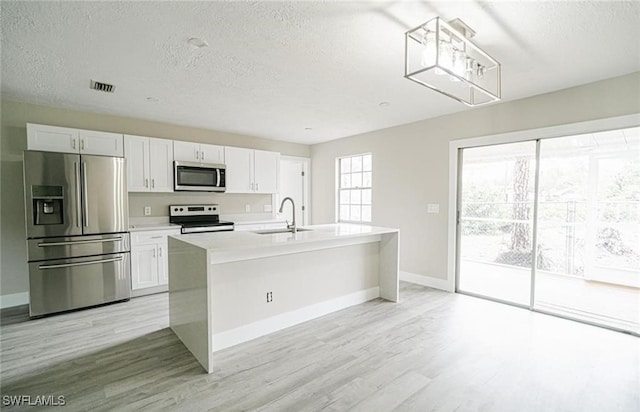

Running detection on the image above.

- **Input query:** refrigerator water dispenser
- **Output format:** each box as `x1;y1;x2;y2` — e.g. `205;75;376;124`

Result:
32;185;64;225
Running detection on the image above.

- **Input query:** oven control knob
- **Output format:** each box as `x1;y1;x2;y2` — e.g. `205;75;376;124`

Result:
174;208;178;212
180;208;184;211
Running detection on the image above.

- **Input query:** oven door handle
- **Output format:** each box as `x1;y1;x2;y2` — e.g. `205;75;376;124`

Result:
38;256;124;270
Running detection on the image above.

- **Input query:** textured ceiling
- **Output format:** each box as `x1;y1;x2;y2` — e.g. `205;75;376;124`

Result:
2;1;639;144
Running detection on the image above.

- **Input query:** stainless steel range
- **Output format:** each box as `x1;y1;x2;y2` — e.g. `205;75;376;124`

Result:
169;204;234;234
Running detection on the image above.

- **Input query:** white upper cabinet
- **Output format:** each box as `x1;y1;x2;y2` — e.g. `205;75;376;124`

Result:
225;147;279;194
125;135;149;192
173;141;199;163
27;124;79;154
78;129;124;156
124;135;173;192
253;150;279;194
174;141;224;164
199;143;225;164
225;147;253;193
27;123;123;156
148;138;174;192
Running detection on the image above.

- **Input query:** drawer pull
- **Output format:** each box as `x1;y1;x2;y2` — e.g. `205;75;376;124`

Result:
38;237;123;247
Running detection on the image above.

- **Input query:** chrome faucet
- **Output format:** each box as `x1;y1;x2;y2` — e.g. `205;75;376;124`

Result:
279;197;297;233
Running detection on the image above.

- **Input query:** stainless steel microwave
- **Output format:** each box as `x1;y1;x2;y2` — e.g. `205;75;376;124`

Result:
174;161;226;192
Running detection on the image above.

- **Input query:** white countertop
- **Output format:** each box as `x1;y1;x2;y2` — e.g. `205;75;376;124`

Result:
129;216;284;232
171;223;399;264
233;219;287;226
129;217;180;232
129;223;181;232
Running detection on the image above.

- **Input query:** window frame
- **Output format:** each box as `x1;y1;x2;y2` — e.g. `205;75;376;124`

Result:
336;153;373;223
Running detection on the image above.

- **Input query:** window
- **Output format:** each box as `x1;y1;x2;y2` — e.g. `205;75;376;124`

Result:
338;153;372;222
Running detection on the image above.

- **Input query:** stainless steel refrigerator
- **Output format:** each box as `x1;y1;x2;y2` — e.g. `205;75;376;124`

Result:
23;150;131;317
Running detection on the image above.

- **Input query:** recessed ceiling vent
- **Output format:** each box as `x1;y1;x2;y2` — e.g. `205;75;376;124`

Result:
90;80;115;93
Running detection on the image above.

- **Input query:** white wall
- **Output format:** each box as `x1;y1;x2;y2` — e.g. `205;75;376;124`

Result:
0;100;310;305
310;72;640;288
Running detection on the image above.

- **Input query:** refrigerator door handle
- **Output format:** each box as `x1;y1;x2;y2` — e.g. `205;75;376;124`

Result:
37;237;124;247
38;256;124;270
82;162;89;227
74;162;82;227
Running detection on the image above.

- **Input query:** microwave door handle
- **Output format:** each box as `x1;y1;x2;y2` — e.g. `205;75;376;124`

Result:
174;163;179;190
217;169;221;187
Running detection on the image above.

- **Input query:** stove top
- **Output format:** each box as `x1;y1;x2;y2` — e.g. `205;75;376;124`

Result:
169;204;234;234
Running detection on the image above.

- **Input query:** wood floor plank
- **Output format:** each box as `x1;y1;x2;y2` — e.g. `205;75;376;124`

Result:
1;282;638;411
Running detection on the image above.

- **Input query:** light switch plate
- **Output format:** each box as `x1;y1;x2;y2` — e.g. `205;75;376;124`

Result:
144;206;151;216
427;203;440;214
245;204;251;213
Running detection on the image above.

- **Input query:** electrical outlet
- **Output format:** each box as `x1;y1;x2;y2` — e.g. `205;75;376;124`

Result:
245;204;251;213
144;206;151;216
427;203;440;214
266;291;273;303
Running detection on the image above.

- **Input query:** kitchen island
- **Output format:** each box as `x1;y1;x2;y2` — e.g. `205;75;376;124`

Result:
168;223;399;373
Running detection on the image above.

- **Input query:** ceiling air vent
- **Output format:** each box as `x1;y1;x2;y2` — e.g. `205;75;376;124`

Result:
90;80;115;93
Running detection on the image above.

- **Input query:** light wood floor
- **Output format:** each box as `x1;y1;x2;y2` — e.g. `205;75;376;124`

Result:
1;282;638;411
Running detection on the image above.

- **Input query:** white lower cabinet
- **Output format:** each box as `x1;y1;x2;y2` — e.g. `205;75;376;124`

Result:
130;228;180;292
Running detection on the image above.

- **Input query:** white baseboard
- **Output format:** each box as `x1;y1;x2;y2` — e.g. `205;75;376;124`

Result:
213;287;380;352
400;271;452;292
0;292;29;309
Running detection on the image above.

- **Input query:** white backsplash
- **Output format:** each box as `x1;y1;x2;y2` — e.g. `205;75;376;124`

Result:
128;192;275;218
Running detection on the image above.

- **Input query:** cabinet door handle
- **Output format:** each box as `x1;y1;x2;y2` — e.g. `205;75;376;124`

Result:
145;178;149;188
196;150;200;160
80;139;85;151
151;179;155;188
201;151;205;161
256;183;259;191
152;248;156;258
159;247;162;257
71;138;77;150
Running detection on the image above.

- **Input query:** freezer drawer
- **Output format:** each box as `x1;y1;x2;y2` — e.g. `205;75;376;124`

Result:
27;233;130;262
29;253;131;317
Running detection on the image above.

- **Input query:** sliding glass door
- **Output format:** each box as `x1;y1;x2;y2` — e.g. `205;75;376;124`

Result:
535;131;639;333
457;141;536;306
456;127;639;334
